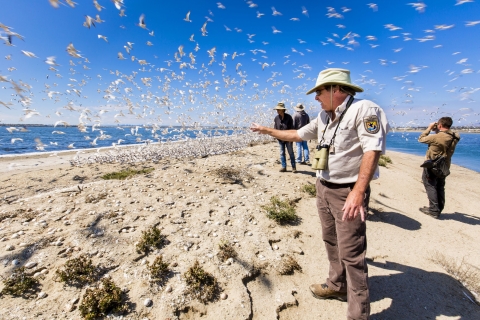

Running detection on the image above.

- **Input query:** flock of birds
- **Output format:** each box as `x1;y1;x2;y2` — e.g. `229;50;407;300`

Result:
69;134;271;166
0;0;479;155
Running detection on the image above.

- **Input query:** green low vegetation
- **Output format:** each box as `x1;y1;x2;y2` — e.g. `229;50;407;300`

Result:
136;226;167;254
378;155;393;167
79;278;128;320
217;239;238;262
56;254;99;287
147;256;170;284
184;260;219;303
101;167;154;180
1;267;39;297
301;183;316;197
262;196;297;225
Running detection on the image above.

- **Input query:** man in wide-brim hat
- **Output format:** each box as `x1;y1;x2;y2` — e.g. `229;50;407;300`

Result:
251;68;390;320
293;103;311;165
273;102;297;173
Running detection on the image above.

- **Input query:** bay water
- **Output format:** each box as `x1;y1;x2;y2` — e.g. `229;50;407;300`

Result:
1;126;479;173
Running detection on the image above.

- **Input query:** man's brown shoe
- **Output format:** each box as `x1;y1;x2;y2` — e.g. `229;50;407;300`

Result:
279;167;287;172
310;283;347;302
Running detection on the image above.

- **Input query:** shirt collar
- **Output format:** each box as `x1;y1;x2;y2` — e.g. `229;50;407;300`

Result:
335;95;352;115
326;96;352;121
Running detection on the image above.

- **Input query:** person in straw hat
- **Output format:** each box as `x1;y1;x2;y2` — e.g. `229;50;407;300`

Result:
251;68;389;320
293;103;311;165
273;102;297;173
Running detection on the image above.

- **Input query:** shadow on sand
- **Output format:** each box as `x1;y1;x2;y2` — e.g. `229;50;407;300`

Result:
440;212;480;226
368;200;422;231
369;260;480;319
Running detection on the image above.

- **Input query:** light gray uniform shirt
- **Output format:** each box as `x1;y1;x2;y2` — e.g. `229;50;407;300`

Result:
297;96;390;184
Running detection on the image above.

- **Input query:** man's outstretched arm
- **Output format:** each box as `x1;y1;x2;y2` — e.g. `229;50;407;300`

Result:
250;123;303;142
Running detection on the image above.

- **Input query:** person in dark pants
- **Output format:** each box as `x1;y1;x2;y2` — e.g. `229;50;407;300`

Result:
418;117;460;218
273;102;296;173
293;103;311;165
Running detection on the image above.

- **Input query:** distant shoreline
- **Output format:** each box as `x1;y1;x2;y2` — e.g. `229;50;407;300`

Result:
2;124;479;133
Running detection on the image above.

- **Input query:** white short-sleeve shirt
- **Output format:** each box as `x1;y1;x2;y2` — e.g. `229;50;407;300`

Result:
297;96;390;184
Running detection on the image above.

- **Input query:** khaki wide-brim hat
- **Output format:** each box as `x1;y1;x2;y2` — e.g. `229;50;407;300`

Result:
294;103;304;111
306;68;364;95
273;102;287;110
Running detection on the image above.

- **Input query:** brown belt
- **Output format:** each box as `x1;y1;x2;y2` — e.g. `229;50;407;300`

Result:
319;178;355;189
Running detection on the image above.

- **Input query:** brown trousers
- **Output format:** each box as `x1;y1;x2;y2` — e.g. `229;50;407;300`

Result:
316;178;371;320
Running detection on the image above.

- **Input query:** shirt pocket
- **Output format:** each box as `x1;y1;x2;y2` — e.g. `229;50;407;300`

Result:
335;127;357;151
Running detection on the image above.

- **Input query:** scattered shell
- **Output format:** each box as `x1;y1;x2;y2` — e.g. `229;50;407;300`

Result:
165;285;172;293
292;247;304;255
11;233;19;239
6;245;14;251
247;232;253;236
19;242;29;247
220;293;228;300
12;259;20;266
38;292;47;299
144;298;153;307
25;261;37;269
65;304;74;312
273;245;279;250
18;231;25;235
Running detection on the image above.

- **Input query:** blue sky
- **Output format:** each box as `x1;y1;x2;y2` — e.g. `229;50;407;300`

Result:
1;0;479;128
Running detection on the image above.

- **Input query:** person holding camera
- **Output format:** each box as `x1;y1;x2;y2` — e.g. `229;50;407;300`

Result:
251;68;389;320
418;117;460;218
273;102;297;173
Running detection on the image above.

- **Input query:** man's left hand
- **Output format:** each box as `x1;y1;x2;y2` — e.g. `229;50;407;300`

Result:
342;189;366;222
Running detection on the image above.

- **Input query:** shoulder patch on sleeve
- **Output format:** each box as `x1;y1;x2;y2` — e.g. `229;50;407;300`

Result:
363;115;380;134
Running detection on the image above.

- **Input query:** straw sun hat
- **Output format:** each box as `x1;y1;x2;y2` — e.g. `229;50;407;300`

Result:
306;68;364;95
273;102;287;110
294;103;304;111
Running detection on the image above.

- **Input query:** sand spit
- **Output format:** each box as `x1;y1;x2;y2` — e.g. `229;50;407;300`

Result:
0;142;479;320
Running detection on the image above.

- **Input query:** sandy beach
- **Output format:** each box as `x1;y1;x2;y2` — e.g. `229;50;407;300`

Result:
1;142;479;320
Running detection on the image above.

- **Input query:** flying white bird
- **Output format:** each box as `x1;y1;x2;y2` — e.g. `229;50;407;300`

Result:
271;7;282;16
300;7;309;17
407;2;427;13
138;14;147;29
98;34;108;42
465;21;480;26
367;3;378;11
272;26;282;34
455;0;474;5
184;11;192;22
21;50;38;58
